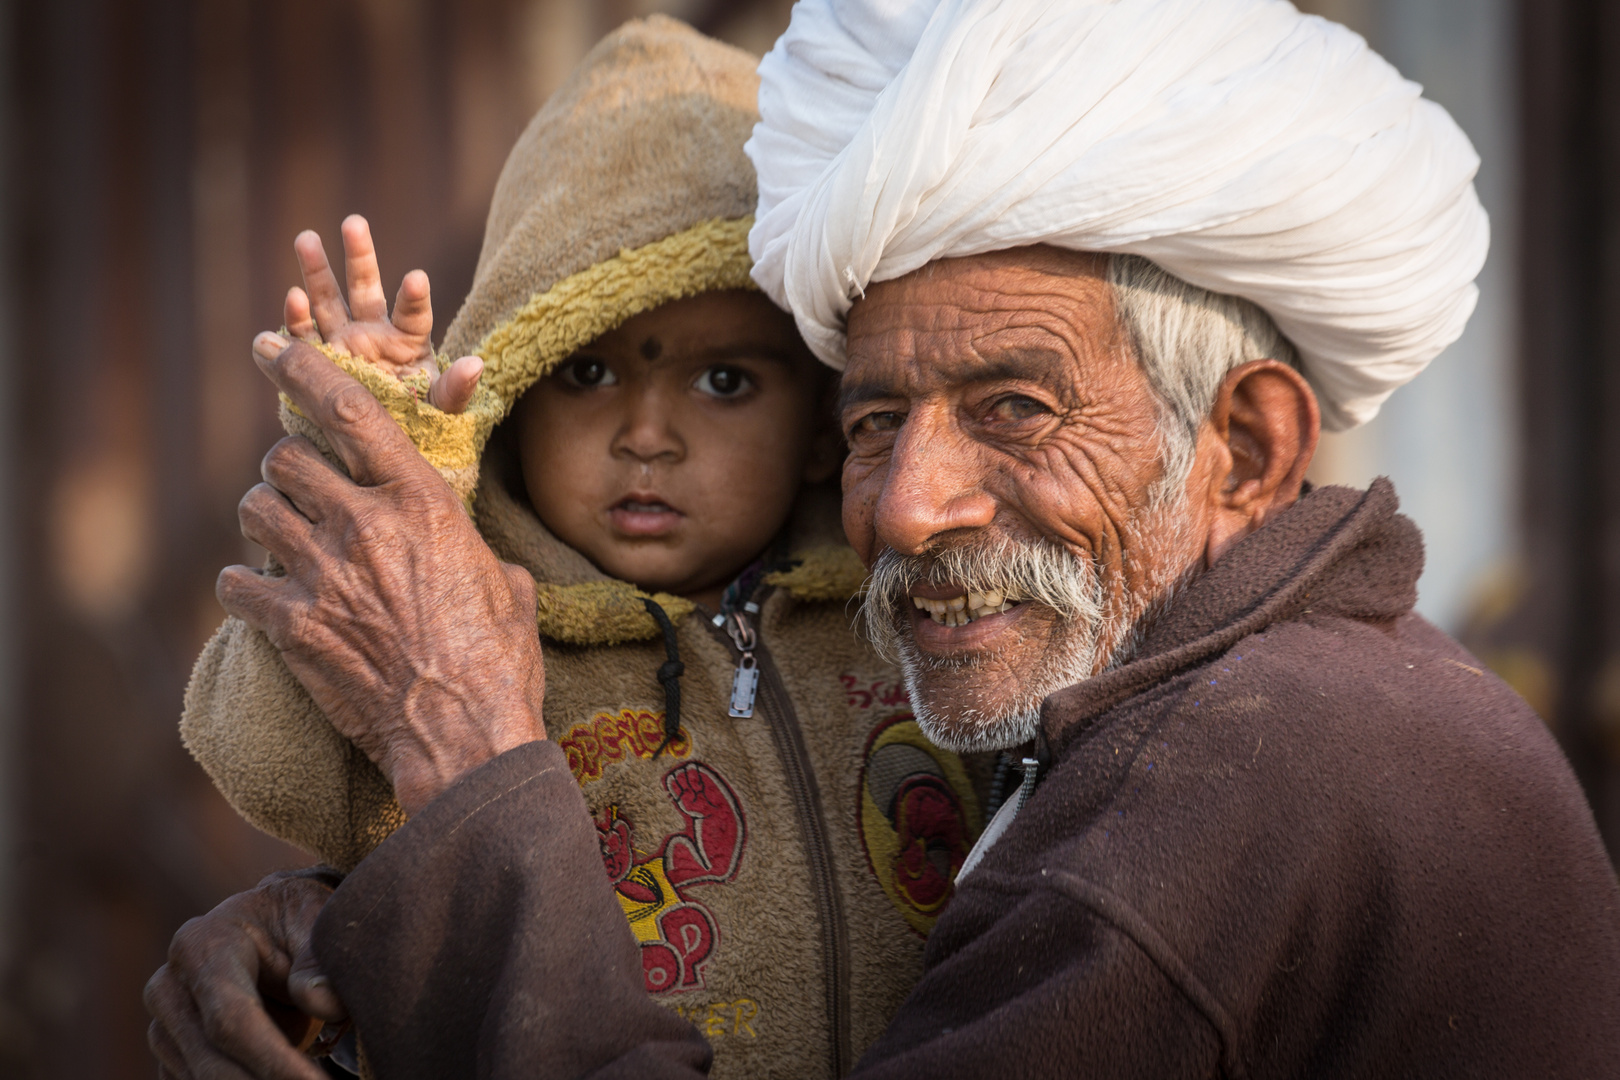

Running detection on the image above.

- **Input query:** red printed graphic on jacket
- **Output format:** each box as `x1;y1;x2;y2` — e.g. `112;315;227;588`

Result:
848;677;983;936
596;762;747;994
562;708;691;784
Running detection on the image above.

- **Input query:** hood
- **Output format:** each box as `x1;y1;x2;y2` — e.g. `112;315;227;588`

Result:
293;14;762;503
284;16;865;645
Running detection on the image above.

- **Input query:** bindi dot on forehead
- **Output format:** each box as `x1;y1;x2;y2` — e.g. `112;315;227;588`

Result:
639;336;662;361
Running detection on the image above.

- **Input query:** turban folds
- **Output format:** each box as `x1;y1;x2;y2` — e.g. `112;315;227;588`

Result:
745;0;1489;430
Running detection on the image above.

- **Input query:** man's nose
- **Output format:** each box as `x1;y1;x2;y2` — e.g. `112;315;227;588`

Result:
873;404;997;554
611;390;685;464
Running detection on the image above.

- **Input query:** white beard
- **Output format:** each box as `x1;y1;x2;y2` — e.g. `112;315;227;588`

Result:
859;495;1199;754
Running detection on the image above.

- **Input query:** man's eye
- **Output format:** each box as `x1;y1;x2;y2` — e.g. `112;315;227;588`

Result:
695;366;752;398
560;357;617;388
851;411;905;438
989;394;1048;421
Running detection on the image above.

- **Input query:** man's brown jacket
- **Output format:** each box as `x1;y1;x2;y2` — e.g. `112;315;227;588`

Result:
313;480;1620;1078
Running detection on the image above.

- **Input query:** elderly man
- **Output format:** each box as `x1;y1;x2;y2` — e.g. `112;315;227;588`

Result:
149;1;1620;1077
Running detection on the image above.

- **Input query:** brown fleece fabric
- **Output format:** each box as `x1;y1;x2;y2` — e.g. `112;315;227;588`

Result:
314;745;717;1080
314;479;1620;1079
182;17;983;1078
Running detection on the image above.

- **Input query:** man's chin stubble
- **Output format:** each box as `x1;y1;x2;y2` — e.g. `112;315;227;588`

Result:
885;524;1200;753
890;609;1100;753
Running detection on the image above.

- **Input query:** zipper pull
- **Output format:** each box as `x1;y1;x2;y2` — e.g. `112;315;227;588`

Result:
725;610;760;718
730;654;759;718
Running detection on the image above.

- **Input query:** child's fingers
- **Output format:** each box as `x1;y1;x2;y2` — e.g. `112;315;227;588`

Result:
293;230;349;339
391;269;433;339
284;287;318;342
428;355;483;415
340;214;388;323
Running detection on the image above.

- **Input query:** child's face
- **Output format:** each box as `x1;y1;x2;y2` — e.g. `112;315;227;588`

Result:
514;290;835;605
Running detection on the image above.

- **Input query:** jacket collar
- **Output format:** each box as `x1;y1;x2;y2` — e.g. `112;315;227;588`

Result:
1039;478;1423;755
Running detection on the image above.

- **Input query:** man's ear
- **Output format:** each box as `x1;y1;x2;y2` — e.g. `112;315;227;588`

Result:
1201;359;1320;566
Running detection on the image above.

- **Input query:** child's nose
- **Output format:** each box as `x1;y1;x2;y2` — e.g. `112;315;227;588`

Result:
611;395;686;464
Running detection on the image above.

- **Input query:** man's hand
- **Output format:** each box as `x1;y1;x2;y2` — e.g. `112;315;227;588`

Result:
285;214;483;414
145;872;345;1080
218;336;546;814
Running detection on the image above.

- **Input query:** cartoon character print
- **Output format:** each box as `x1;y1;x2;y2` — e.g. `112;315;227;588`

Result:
596;762;747;994
847;676;983;936
883;763;969;911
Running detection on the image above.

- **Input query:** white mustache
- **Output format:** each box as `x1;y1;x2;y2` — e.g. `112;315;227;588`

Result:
858;532;1105;660
853;497;1200;754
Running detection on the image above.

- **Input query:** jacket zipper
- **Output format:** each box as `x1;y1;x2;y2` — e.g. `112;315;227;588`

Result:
709;606;852;1076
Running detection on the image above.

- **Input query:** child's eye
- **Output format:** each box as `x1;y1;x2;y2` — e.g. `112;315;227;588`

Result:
695;365;753;398
560;357;617;388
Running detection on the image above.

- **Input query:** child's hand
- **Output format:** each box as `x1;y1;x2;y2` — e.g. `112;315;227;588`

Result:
284;214;482;414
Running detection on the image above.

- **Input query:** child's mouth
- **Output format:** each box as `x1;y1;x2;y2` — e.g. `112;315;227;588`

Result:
609;496;684;537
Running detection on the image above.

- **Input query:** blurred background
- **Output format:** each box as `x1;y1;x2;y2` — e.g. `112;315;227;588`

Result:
0;0;1613;1074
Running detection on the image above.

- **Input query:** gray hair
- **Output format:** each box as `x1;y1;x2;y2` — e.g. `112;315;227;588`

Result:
1108;254;1301;494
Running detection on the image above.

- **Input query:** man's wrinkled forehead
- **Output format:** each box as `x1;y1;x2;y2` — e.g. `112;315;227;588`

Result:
838;247;1122;409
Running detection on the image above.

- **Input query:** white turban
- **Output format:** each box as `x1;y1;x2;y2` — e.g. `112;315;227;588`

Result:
745;0;1489;430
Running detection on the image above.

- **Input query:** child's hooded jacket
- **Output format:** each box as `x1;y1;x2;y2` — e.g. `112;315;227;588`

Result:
181;18;987;1079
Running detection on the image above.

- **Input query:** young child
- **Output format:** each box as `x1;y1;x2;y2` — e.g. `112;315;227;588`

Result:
183;18;991;1079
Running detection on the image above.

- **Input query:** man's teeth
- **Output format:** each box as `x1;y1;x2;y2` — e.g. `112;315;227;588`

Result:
911;590;1020;626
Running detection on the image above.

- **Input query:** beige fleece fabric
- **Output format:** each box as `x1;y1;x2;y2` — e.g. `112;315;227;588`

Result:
182;17;983;1078
483;464;991;1078
184;14;768;859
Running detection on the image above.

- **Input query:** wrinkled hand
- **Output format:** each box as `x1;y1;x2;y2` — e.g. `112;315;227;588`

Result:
285;214;483;414
218;336;546;814
144;872;344;1080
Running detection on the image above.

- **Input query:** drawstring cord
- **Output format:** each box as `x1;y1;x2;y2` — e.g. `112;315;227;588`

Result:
641;597;685;757
641;547;785;756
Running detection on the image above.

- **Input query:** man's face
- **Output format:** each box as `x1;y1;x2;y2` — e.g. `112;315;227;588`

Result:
840;247;1205;751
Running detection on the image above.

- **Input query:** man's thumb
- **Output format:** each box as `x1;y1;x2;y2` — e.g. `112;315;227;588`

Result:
288;951;348;1023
